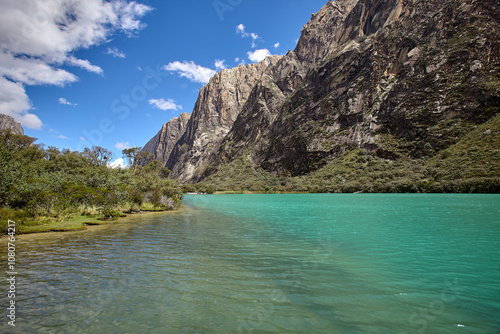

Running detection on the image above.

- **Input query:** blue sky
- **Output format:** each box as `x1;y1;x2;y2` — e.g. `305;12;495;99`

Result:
0;0;328;166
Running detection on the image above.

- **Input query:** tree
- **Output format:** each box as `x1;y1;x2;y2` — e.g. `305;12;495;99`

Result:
0;130;37;207
122;147;141;174
122;147;153;174
83;146;115;166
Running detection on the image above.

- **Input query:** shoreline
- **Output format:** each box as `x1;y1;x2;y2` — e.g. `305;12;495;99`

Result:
1;208;182;238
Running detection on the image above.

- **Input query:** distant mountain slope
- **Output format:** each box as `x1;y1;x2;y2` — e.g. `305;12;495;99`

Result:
143;0;500;192
0;114;24;135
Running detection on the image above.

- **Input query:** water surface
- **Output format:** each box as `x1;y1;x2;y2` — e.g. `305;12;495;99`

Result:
1;194;499;333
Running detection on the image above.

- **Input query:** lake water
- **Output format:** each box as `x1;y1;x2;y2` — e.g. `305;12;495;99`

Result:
1;194;499;333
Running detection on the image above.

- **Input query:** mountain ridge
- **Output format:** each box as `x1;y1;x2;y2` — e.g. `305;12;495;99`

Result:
143;0;500;192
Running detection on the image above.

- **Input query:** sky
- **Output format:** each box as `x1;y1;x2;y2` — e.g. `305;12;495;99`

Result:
0;0;329;167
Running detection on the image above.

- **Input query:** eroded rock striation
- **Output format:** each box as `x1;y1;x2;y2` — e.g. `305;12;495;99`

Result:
143;0;500;184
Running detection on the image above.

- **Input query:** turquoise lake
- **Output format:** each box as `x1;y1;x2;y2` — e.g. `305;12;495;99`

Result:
2;194;500;333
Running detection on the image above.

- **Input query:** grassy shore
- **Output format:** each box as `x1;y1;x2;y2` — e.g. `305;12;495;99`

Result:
1;206;177;235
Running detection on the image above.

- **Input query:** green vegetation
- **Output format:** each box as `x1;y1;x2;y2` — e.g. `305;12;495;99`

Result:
0;130;182;235
188;115;500;194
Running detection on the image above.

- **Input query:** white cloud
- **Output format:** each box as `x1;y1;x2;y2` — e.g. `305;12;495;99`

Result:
215;59;227;71
105;47;126;59
0;0;152;129
116;2;152;33
59;97;77;106
0;52;78;86
0;77;41;129
149;98;182;111
115;141;131;150
108;158;127;169
79;136;85;141
163;61;216;84
274;42;280;49
236;23;260;48
67;56;103;75
236;24;246;35
57;134;68;139
248;49;272;63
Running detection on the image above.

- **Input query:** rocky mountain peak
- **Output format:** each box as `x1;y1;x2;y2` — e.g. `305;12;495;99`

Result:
294;0;359;66
142;0;499;187
0;114;24;135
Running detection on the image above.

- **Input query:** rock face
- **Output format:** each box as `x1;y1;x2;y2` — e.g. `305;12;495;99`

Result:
0;114;24;135
143;112;190;164
144;0;500;183
143;56;281;179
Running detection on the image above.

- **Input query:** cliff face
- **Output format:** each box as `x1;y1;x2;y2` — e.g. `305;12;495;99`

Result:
144;0;500;184
143;56;281;179
294;0;359;66
143;112;190;164
0;114;24;135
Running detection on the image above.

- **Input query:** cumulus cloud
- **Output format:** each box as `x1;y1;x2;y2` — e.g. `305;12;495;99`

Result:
0;77;41;129
108;158;127;169
274;42;280;48
59;97;77;106
163;61;216;84
105;47;126;59
247;49;272;63
115;141;131;150
236;24;260;48
148;98;182;111
0;52;77;86
0;0;152;129
215;59;227;71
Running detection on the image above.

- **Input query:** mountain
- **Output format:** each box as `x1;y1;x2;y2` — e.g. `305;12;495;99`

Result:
143;0;500;192
142;112;190;165
143;56;282;180
0;114;24;135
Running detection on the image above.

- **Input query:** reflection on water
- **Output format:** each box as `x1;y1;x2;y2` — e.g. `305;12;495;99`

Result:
1;194;499;333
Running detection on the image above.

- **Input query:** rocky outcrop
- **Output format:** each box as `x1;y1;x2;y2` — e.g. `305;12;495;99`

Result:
143;0;500;183
142;112;190;164
165;56;282;180
0;114;24;135
294;0;359;66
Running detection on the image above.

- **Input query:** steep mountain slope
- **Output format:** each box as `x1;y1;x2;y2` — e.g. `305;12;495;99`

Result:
0;114;24;135
142;112;190;165
143;56;281;180
144;0;500;191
